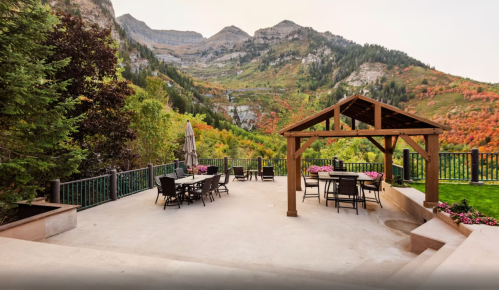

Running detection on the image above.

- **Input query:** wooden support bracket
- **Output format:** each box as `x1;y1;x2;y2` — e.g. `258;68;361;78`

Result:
400;135;430;161
293;136;318;159
366;136;386;153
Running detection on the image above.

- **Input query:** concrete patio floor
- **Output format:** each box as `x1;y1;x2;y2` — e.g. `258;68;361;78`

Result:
39;176;422;289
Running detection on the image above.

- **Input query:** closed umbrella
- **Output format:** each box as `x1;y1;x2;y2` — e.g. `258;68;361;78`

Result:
183;120;197;178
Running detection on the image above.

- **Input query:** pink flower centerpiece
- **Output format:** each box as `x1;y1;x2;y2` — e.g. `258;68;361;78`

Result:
307;165;334;174
363;171;382;179
188;165;209;174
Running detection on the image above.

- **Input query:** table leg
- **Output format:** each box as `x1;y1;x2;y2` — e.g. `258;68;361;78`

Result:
255;172;258;181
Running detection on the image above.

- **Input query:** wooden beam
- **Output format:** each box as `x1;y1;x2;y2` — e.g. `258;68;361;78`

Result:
391;136;399;153
424;135;439;208
384;135;393;182
295;137;302;191
334;106;341;131
325;119;330;131
400;135;430;161
366;137;385;153
287;137;297;217
375;104;382;129
283;128;444;137
351;118;356;130
293;136;318;159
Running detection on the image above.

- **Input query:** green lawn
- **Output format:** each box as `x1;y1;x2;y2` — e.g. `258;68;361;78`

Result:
410;183;499;219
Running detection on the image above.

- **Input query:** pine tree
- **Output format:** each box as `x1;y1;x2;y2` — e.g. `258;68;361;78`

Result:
0;0;85;224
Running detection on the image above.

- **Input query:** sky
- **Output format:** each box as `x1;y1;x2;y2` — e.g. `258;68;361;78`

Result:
111;0;499;83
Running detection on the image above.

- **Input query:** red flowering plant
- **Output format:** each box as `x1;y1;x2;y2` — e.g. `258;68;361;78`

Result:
433;199;498;226
363;171;382;179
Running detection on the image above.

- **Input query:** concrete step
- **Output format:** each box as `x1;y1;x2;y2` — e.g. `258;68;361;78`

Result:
383;248;436;289
0;236;381;290
410;218;466;254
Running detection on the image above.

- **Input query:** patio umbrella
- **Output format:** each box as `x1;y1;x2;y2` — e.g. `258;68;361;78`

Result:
183;120;197;179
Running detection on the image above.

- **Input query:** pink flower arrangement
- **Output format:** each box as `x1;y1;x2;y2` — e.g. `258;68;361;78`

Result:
433;202;498;226
187;165;209;174
364;171;382;179
307;165;333;173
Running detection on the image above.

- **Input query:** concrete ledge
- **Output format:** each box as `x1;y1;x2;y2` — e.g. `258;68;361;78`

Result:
0;199;79;241
381;181;434;223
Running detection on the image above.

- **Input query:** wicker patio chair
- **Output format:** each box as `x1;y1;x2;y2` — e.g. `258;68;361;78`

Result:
218;168;231;195
155;173;177;204
301;169;320;203
207;166;219;175
360;173;384;208
334;177;360;215
233;166;247;181
187;177;213;207
160;176;183;209
208;174;222;202
261;166;275;181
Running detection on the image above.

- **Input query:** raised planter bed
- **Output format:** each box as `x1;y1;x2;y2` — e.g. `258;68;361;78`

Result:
0;198;79;241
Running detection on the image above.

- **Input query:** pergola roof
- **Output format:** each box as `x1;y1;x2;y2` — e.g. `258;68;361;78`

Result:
278;94;451;134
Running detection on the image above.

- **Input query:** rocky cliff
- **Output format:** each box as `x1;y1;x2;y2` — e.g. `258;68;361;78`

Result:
116;14;205;46
254;20;302;43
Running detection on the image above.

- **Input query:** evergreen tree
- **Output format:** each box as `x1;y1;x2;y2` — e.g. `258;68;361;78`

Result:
0;0;85;224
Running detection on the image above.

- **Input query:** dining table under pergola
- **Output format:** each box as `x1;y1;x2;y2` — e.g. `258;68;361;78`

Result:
277;94;451;217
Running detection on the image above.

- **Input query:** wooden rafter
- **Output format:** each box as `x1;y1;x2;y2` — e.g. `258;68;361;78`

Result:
283;128;443;137
391;136;399;153
399;135;430;161
293;136;317;159
366;137;385;153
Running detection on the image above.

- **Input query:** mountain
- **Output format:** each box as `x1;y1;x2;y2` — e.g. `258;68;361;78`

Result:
254;20;302;43
47;2;499;152
116;14;205;46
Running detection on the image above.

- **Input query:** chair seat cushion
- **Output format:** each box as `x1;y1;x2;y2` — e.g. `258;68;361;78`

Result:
362;184;377;190
262;175;274;178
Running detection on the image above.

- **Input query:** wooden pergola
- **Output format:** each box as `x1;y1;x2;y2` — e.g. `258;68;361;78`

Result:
278;94;451;217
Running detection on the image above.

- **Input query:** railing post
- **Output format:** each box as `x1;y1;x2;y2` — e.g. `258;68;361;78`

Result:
470;148;484;185
110;169;117;201
338;160;344;169
224;156;228;174
258;156;262;176
148;163;154;189
403;149;413;183
174;159;179;169
50;179;60;204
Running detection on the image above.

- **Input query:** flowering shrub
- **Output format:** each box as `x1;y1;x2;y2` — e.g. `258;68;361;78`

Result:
364;171;382;179
433;201;498;226
307;165;333;173
187;165;209;174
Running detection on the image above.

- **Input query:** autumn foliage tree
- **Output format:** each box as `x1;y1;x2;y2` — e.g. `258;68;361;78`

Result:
43;11;136;176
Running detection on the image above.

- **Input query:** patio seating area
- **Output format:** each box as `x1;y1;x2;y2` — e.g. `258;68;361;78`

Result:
39;176;424;289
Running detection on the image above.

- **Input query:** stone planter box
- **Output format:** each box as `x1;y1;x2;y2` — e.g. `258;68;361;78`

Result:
0;198;79;241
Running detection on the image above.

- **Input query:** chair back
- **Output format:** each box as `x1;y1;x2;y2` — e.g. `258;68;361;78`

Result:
165;173;176;179
221;168;231;185
202;177;214;194
175;168;185;179
154;175;164;187
262;167;274;176
207;166;219;175
374;173;384;190
211;174;222;191
233;166;244;176
159;177;177;198
338;177;358;196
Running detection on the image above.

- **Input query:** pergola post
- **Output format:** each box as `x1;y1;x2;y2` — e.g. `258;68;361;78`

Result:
295;137;302;191
424;134;439;207
384;136;393;182
287;137;297;217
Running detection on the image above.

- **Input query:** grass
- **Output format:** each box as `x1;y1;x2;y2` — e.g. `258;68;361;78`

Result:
410;183;499;219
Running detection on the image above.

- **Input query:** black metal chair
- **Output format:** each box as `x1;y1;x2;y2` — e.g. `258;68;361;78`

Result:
187;177;213;206
360;173;384;208
261;166;275;182
160;176;183;209
335;177;360;215
208;174;222;201
207;166;219;175
233;166;247;181
218;168;231;195
301;169;320;203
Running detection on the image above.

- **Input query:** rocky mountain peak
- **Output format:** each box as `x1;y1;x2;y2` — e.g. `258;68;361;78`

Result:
218;25;250;37
116;14;205;46
254;20;302;40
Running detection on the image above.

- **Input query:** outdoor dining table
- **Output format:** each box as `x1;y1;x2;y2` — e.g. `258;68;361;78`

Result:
317;172;374;199
175;175;212;204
